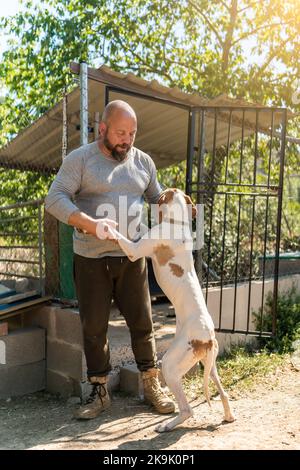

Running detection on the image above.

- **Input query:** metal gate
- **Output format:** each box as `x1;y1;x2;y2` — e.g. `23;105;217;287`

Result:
0;199;47;318
186;106;287;336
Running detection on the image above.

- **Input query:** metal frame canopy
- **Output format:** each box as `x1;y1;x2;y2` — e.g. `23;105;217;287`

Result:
0;62;293;174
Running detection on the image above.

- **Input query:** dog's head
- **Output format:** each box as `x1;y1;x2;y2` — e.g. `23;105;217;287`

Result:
157;188;197;223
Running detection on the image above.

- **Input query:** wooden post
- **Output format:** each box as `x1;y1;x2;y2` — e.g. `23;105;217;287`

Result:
44;211;60;296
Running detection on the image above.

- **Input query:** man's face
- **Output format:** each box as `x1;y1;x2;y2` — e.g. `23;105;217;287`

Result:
101;115;137;161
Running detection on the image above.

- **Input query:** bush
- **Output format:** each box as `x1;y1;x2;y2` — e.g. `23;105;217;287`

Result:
254;286;300;353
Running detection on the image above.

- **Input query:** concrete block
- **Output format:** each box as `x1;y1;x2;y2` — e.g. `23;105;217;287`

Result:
215;332;257;354
23;306;56;339
46;369;75;397
0;360;46;399
108;369;120;392
0;327;45;368
0;322;8;337
47;339;86;380
120;363;143;397
55;308;83;347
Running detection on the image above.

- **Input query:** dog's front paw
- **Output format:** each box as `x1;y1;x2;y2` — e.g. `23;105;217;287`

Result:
155;422;171;433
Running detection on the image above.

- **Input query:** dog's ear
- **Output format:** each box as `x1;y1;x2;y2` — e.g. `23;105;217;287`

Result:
184;194;197;218
158;189;175;206
158;192;167;206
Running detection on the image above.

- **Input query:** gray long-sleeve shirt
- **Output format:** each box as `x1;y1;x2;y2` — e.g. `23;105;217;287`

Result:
45;141;162;258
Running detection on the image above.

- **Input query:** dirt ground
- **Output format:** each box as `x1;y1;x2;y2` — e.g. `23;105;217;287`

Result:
0;365;299;451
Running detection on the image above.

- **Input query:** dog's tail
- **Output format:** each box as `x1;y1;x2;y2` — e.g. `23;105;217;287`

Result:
203;340;215;408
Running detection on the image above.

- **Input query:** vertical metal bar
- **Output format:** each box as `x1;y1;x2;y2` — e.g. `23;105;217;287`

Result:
260;111;274;333
239;110;245;183
233;110;245;329
245;110;259;333
218;193;228;329
205;108;217;302
259;195;269;333
218;109;232;326
224;110;232;184
246;195;256;333
62;88;68;160
253;110;259;185
38;203;44;296
105;85;110;106
233;194;242;330
267;111;274;188
195;109;205;282
80;62;88;146
272;109;287;335
185;108;196;195
94;111;100;140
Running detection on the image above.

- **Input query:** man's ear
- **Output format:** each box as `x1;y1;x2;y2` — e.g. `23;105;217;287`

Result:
184;194;197;218
99;121;107;137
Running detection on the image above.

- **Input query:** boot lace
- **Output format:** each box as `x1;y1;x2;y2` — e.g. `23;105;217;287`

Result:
86;383;107;406
147;377;167;402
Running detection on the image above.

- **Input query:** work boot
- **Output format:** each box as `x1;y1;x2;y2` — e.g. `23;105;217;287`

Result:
142;368;175;414
73;376;111;420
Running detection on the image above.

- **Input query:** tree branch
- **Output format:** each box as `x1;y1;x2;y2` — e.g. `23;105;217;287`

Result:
188;0;223;47
222;0;238;74
113;37;176;85
219;0;231;12
253;32;297;80
232;20;293;46
237;1;259;14
166;57;201;75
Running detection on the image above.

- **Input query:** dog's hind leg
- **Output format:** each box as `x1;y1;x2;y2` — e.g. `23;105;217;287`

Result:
155;349;197;433
201;341;235;423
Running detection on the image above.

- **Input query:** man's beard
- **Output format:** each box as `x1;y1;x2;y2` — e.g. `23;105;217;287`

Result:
103;133;131;162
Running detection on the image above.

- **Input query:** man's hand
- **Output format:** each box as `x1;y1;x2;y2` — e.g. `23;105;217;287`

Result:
68;211;118;239
96;219;118;240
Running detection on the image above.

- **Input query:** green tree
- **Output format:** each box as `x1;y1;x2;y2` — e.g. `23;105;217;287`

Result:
0;0;299;263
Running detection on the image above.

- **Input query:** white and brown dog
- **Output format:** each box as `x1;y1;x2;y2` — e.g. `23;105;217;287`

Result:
109;188;235;432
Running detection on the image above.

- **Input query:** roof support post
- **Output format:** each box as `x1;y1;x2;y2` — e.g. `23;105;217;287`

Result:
185;108;196;195
80;62;88;146
62;88;68;159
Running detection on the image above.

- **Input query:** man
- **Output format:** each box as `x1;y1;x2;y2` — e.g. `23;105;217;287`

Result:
45;100;175;419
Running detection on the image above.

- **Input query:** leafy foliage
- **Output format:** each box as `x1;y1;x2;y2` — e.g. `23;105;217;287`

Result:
254;286;300;353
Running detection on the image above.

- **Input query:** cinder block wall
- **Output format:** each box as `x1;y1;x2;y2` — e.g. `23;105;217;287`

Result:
23;305;87;397
22;303;174;398
0;327;46;399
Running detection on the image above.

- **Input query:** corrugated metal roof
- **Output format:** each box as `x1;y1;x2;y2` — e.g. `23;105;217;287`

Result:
0;63;293;172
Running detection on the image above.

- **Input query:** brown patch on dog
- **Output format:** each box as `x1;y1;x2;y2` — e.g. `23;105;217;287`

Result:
158;189;176;206
169;262;184;277
189;339;213;358
153;244;174;265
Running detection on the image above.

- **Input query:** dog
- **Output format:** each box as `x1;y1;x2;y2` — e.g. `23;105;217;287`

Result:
108;188;235;432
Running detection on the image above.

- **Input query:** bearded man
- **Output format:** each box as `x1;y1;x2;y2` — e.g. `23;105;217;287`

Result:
45;100;175;419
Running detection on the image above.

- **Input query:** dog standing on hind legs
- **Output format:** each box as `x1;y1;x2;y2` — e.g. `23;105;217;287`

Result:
104;188;235;432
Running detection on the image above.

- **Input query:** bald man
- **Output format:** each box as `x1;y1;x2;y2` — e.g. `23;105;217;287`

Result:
45;100;175;419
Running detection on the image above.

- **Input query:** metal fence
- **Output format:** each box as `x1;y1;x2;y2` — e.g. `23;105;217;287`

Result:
186;106;287;336
0;199;44;296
